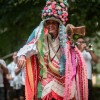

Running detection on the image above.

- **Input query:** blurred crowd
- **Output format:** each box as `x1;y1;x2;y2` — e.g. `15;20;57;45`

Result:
76;37;98;100
0;52;25;100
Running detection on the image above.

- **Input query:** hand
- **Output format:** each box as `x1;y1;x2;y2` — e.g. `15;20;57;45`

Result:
85;46;93;52
17;55;26;69
86;44;94;52
6;74;13;80
85;46;90;52
81;43;86;51
0;64;4;69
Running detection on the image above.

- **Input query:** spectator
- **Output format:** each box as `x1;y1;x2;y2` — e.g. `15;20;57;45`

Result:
76;37;98;100
6;52;22;100
0;59;8;100
20;68;25;100
15;67;25;100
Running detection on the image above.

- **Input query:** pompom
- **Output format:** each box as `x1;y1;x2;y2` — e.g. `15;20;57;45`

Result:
60;3;65;7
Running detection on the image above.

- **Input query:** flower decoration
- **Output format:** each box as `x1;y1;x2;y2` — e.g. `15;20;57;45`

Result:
56;6;61;9
47;1;51;5
57;10;62;15
51;3;56;9
52;1;56;4
52;9;57;14
60;3;65;7
44;7;48;11
63;0;68;6
42;0;68;25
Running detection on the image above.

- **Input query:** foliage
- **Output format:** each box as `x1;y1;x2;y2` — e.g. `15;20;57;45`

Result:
0;0;100;57
0;0;45;57
68;0;100;36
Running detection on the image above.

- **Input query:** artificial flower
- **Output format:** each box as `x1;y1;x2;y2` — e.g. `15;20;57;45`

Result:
59;15;62;18
54;13;57;17
52;1;57;5
52;10;57;14
48;9;52;13
51;3;56;9
66;18;68;21
62;8;65;11
58;10;62;15
60;3;65;7
44;7;48;11
47;1;51;5
62;13;68;18
56;6;61;10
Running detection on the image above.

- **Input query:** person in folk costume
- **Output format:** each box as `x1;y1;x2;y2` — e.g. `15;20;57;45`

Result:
17;0;88;100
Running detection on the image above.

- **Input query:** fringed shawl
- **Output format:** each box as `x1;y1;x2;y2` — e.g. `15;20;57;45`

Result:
25;56;36;100
64;41;88;100
24;21;88;100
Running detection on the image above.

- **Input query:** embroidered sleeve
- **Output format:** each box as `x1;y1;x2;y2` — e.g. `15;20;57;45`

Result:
17;41;38;58
17;21;44;58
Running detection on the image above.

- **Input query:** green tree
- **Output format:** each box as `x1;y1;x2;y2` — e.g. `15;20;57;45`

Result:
0;0;100;58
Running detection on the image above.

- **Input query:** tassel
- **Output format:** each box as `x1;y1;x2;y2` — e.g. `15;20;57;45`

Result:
37;81;42;98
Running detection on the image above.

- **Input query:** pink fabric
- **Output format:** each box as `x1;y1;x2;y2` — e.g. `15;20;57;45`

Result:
75;47;88;100
64;41;88;100
25;42;88;100
41;69;65;87
41;58;65;99
44;27;48;35
64;41;72;100
71;48;76;79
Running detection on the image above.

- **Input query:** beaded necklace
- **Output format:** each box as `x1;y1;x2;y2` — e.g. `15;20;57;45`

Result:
75;47;88;100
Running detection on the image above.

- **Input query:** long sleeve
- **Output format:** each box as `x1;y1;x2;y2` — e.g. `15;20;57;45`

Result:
17;42;38;58
17;21;44;58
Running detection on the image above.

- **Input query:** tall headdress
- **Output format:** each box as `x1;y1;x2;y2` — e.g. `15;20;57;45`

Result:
42;0;69;25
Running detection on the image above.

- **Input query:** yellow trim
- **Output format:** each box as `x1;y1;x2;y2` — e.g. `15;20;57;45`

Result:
48;60;59;75
26;58;34;92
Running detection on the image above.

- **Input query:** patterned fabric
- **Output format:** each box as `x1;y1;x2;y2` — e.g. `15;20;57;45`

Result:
64;41;88;100
42;0;68;25
25;37;88;100
18;20;88;100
